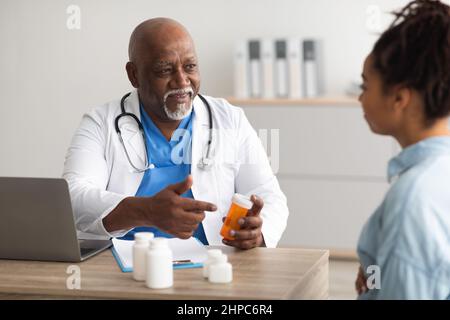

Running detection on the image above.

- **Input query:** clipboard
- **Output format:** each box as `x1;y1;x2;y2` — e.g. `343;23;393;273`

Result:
111;237;207;272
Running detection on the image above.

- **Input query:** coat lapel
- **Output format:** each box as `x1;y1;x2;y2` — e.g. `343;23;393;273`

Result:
191;95;222;245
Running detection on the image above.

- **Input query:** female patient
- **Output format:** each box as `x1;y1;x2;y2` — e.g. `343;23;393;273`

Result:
356;0;450;299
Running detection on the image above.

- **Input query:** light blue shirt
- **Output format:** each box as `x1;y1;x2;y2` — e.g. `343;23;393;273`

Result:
120;105;208;245
357;136;450;299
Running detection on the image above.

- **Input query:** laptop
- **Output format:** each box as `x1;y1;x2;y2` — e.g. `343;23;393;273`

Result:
0;177;112;262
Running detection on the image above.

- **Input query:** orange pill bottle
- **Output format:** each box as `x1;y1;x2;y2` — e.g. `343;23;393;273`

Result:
220;194;253;240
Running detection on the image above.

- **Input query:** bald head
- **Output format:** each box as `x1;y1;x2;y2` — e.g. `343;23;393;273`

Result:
128;18;194;64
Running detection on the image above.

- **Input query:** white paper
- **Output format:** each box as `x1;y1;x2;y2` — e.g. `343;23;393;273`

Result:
234;40;249;99
288;38;303;99
305;60;318;97
275;59;288;97
112;237;208;270
261;39;274;99
249;60;261;98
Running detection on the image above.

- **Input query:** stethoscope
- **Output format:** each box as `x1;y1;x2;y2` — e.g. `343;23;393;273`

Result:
114;92;214;173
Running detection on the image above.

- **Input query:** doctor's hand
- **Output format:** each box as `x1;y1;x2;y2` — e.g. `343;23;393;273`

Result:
146;175;217;239
222;195;266;250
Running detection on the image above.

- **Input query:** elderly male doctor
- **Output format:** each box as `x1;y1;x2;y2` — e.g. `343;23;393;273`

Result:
63;18;289;249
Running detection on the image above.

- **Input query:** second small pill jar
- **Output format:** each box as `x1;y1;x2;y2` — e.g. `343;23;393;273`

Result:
220;193;253;240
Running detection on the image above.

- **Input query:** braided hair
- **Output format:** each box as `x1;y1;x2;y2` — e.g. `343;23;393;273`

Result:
372;0;450;123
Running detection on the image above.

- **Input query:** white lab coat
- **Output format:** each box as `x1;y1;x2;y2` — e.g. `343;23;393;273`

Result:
63;90;289;247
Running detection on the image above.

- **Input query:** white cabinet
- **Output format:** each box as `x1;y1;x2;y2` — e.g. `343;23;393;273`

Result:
235;99;398;253
279;179;387;250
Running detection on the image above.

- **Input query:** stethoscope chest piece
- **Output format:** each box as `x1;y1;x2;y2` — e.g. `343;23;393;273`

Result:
197;156;214;170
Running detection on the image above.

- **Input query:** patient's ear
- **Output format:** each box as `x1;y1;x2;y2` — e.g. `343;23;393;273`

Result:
392;85;412;113
126;62;139;88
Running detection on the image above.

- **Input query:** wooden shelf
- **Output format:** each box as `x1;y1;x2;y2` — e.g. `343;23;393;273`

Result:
280;245;358;261
227;96;360;106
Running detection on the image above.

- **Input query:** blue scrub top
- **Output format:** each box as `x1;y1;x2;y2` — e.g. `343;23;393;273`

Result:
119;104;208;245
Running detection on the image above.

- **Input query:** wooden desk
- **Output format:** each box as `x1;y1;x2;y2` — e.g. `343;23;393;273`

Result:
0;246;328;300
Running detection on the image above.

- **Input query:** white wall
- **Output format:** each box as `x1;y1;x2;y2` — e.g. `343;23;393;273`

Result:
0;0;415;178
241;103;396;249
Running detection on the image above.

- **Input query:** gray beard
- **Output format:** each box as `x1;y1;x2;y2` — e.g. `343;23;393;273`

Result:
163;101;193;120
